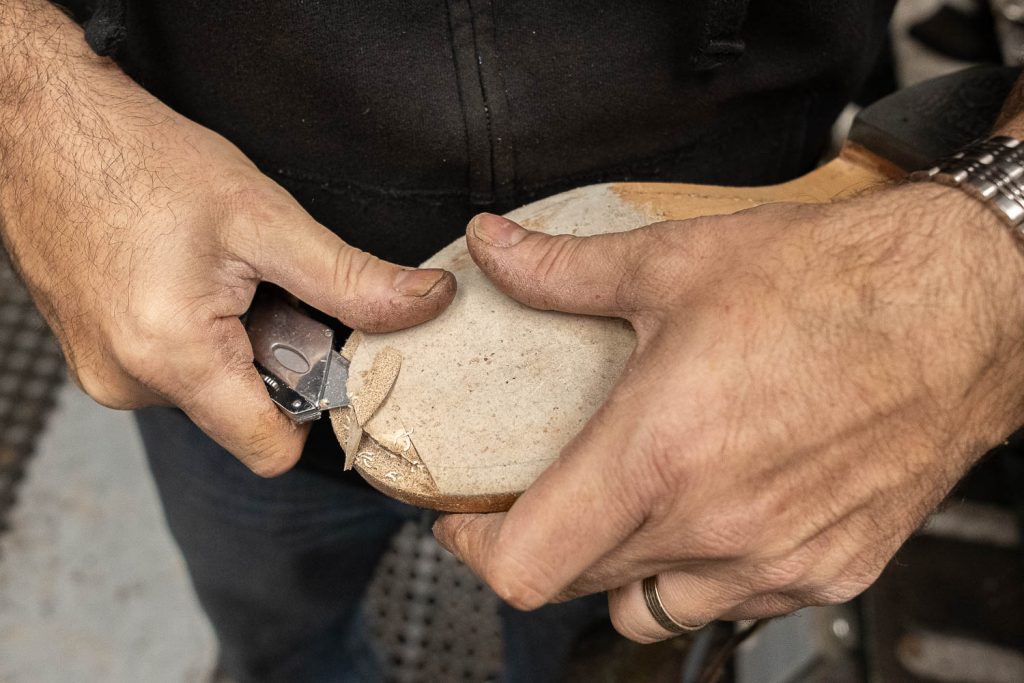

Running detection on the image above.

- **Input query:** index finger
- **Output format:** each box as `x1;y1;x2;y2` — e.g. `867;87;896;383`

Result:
161;316;309;476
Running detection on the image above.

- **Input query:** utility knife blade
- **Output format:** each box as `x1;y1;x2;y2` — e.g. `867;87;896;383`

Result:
244;291;349;423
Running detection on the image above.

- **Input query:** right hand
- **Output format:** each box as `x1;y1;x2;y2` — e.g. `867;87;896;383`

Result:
0;7;455;475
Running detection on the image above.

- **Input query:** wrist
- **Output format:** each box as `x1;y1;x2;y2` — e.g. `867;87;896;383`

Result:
888;182;1024;448
893;180;1024;330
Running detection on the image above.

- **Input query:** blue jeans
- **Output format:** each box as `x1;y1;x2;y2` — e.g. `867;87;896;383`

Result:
136;407;605;682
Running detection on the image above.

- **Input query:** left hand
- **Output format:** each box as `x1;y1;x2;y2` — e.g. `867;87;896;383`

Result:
434;183;1024;642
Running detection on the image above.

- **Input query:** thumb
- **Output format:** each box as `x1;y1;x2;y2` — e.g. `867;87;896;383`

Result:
233;198;456;333
466;212;655;318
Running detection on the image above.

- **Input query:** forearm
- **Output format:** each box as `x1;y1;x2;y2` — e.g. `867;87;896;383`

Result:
0;0;134;171
0;1;177;286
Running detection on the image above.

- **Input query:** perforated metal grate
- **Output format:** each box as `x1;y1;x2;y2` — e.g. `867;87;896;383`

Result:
0;252;65;535
366;520;503;682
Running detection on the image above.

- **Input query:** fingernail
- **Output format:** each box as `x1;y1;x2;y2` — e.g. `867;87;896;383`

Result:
393;269;445;297
471;213;527;247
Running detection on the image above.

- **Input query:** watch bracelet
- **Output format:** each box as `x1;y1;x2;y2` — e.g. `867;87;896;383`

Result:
910;135;1024;239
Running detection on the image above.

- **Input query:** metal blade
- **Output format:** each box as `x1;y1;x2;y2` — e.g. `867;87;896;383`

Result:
319;350;350;411
245;289;349;422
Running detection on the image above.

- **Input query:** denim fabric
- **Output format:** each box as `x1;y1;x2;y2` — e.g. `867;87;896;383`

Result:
136;407;605;682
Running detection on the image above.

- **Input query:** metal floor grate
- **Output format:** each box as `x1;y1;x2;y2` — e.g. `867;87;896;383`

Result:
366;520;503;682
0;252;65;536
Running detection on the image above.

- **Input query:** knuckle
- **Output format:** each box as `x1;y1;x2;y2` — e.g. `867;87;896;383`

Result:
632;219;717;297
616;236;669;313
741;593;805;619
752;555;813;593
325;248;423;333
241;430;301;478
608;603;657;644
116;312;169;376
802;563;881;606
247;452;299;478
75;368;143;410
330;244;375;298
687;512;763;560
531;234;580;285
220;182;295;227
510;234;591;311
805;547;887;606
809;578;871;606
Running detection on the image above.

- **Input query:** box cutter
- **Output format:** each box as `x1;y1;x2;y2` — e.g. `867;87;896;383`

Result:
244;294;350;423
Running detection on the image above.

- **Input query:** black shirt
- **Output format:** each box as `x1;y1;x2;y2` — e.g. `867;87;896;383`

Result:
68;0;896;260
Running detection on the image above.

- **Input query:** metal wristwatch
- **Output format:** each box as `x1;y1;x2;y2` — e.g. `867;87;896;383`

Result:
911;135;1024;238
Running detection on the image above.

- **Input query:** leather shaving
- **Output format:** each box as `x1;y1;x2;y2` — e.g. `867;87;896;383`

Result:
341;331;362;361
334;345;403;470
343;415;363;469
351;346;403;425
332;408;362;470
383;424;423;467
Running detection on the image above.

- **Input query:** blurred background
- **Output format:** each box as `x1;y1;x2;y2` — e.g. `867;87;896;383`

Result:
1;1;1022;681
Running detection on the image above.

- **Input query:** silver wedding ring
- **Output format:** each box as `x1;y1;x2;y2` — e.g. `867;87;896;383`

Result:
642;575;706;635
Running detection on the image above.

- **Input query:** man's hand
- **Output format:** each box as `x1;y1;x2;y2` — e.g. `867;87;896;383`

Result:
0;2;455;475
435;184;1024;641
